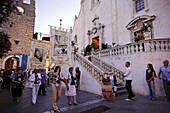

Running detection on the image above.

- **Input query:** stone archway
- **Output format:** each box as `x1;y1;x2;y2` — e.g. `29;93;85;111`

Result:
2;55;20;69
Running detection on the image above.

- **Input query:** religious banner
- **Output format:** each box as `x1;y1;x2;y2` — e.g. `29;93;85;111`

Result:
20;54;28;69
28;40;48;69
34;48;43;62
54;35;68;55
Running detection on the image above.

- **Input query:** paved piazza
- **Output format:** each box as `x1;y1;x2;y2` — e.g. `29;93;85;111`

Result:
0;84;169;113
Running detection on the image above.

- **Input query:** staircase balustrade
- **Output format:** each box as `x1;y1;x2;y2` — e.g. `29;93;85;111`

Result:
74;52;106;84
91;55;125;82
92;39;170;58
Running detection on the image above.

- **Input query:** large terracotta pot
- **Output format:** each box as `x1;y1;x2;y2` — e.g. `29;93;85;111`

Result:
102;82;112;99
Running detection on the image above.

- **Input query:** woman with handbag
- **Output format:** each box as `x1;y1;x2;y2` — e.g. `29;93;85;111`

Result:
65;67;78;106
11;68;25;104
146;63;156;101
29;69;41;105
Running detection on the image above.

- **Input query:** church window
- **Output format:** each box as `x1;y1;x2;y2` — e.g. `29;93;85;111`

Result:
14;40;20;45
136;0;145;13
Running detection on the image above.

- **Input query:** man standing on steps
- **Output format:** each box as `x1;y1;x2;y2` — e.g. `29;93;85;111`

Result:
123;61;135;101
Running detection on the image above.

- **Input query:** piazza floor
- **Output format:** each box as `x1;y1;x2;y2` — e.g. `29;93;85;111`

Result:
0;84;170;113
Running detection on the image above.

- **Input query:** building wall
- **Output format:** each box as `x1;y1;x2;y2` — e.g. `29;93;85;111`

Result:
100;51;170;96
71;0;170;96
72;0;170;48
0;0;35;69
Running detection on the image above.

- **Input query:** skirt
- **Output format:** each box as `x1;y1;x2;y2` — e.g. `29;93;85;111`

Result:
65;83;76;96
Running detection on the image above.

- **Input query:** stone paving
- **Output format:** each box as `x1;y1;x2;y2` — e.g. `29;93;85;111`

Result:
0;84;170;113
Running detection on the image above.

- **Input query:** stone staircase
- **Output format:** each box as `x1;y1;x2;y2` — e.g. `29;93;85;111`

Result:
91;55;127;97
73;52;127;98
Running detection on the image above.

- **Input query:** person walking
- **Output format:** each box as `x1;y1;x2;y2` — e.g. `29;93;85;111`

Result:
123;62;135;101
11;68;25;104
0;69;4;92
29;69;41;105
158;60;170;101
38;69;46;96
75;67;81;91
65;67;78;105
1;69;7;89
52;66;65;112
146;64;156;101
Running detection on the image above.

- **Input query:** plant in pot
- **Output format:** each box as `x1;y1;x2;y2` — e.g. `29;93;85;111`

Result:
90;41;96;51
84;44;91;56
101;43;108;50
71;41;75;47
102;76;112;99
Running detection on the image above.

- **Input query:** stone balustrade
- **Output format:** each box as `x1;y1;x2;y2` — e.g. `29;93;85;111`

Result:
92;39;170;58
75;52;105;84
91;55;125;82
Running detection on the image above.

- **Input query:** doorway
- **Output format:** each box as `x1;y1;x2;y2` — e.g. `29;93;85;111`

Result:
92;36;99;50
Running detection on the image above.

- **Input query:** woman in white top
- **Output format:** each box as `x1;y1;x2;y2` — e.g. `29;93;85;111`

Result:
65;67;78;105
29;69;41;105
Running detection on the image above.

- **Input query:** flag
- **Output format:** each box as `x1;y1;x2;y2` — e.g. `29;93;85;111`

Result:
21;54;28;69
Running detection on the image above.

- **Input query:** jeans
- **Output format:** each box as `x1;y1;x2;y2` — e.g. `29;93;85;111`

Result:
126;80;135;99
147;80;155;99
163;79;170;99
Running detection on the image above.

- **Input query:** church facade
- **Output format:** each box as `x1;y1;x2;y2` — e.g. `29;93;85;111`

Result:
72;0;170;52
71;0;170;96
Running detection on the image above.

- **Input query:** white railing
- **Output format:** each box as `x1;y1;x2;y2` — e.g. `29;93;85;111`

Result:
74;52;106;84
92;39;170;58
91;55;125;82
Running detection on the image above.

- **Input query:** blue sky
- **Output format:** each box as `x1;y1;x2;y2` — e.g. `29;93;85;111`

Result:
34;0;81;34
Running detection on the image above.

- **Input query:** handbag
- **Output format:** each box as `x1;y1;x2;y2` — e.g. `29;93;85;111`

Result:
25;80;34;88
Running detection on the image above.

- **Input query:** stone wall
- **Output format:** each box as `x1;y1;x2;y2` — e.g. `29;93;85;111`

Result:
72;0;170;49
99;51;170;96
0;0;35;69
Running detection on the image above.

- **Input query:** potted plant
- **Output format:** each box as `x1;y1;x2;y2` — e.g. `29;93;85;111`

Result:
71;41;75;47
102;76;112;99
101;43;108;50
84;44;92;56
90;41;96;51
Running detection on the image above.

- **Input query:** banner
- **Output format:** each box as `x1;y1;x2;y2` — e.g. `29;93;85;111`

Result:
21;54;28;69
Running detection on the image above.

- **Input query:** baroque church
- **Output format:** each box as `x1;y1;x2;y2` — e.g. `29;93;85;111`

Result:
70;0;170;96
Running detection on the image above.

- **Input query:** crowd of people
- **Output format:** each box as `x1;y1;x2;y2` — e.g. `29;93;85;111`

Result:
0;68;50;104
0;59;169;112
0;66;81;112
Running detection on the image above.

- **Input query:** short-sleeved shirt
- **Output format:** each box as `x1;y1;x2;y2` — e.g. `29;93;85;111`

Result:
12;74;24;88
76;71;81;79
159;65;170;81
146;69;154;81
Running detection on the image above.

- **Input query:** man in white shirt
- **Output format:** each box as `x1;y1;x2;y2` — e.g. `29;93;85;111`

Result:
124;62;135;101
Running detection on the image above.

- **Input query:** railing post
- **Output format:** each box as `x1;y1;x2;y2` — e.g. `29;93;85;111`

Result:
144;40;150;52
165;41;169;51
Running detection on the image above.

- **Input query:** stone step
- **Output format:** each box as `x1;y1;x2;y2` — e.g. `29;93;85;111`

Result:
115;89;127;96
116;85;125;91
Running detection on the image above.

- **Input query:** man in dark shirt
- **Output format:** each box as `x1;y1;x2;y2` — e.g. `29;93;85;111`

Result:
75;67;81;91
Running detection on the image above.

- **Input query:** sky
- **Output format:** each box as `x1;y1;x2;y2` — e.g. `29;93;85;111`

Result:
34;0;81;34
